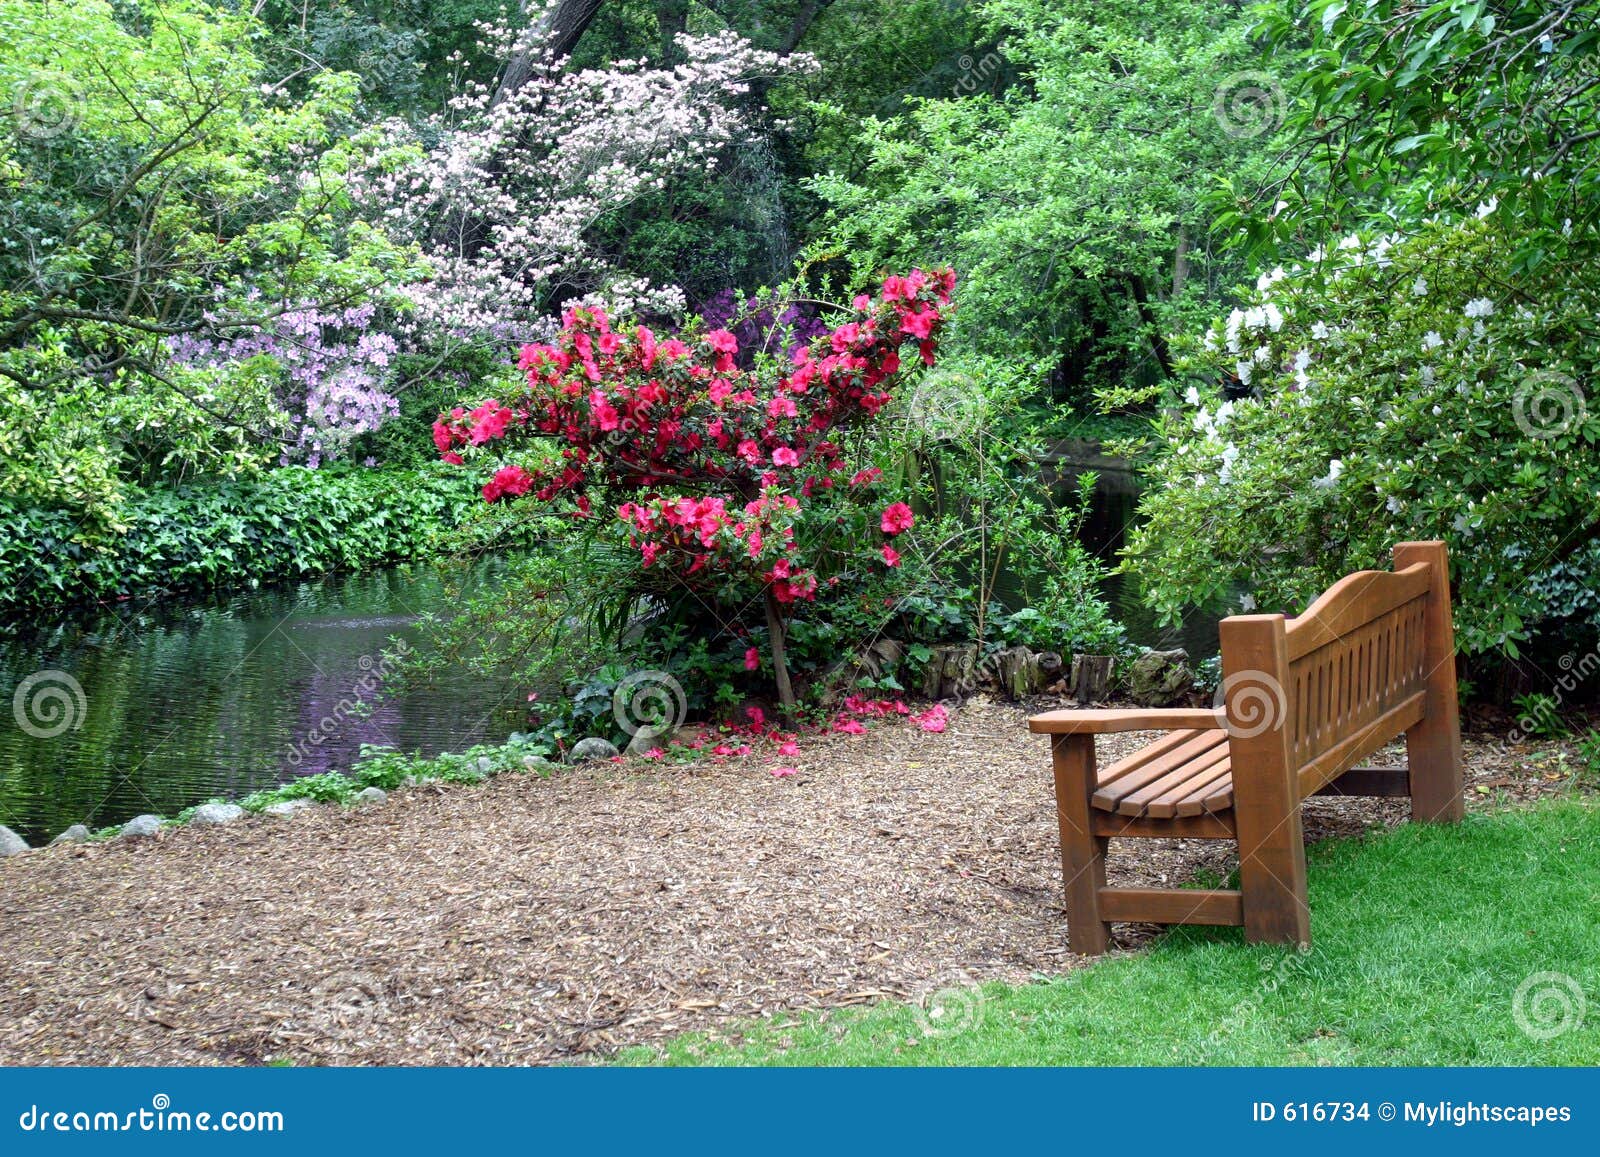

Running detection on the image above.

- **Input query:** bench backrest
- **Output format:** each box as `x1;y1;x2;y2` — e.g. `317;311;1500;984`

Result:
1217;541;1458;803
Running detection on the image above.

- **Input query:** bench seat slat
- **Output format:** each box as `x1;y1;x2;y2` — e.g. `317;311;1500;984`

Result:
1090;730;1227;812
1113;744;1232;818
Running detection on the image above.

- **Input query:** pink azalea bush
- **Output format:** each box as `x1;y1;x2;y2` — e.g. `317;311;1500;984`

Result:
433;269;955;707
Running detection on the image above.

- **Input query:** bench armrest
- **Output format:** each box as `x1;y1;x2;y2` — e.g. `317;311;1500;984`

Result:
1027;708;1226;735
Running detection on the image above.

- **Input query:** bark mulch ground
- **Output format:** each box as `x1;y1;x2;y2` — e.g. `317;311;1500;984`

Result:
0;697;1574;1066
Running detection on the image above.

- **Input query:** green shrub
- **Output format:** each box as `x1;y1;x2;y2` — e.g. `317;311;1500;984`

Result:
1126;216;1600;658
0;463;524;619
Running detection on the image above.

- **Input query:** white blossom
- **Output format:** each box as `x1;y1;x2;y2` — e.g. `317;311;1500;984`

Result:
1311;458;1344;489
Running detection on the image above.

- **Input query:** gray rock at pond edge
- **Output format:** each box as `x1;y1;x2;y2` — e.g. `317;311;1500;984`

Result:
474;756;495;774
567;737;621;764
0;825;29;857
1126;648;1195;707
189;802;245;826
522;755;556;773
264;799;314;817
354;787;388;805
119;814;165;839
50;824;91;846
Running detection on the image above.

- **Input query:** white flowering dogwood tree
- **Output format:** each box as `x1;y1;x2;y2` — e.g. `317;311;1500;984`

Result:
356;11;811;339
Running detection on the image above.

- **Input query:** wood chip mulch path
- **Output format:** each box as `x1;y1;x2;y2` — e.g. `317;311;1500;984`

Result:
0;697;1572;1066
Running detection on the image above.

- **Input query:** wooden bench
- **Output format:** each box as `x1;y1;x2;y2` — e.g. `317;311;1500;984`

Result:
1029;541;1465;953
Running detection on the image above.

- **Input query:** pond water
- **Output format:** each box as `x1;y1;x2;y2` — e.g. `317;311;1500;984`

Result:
0;464;1216;847
1065;463;1224;662
0;563;524;846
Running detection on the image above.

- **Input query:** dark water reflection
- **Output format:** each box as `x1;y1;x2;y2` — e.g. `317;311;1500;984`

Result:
1057;463;1225;661
0;563;522;846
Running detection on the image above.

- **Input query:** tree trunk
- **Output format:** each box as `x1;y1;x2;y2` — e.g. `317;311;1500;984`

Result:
1171;228;1191;301
1069;654;1114;705
764;589;797;712
655;0;691;64
494;0;608;107
1127;274;1175;380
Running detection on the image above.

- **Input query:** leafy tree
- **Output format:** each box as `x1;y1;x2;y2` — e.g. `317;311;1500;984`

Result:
805;0;1282;405
0;0;415;519
1226;0;1600;271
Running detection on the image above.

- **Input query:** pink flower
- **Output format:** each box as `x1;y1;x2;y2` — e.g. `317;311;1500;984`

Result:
745;705;766;728
898;306;939;340
778;740;800;756
482;464;534;503
836;718;866;735
913;704;948;733
880;502;915;535
643;747;666;760
772;447;799;467
712;743;735;757
770;766;798;778
744;647;760;671
881;544;901;568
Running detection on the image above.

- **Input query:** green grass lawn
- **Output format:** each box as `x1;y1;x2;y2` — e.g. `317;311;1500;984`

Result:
621;800;1600;1066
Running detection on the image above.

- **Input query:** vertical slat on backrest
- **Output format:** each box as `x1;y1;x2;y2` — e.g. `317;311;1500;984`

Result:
1280;562;1433;775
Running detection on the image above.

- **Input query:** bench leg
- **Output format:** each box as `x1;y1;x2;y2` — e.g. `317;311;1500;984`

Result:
1234;802;1311;946
1221;614;1312;947
1051;734;1111;954
1394;541;1465;824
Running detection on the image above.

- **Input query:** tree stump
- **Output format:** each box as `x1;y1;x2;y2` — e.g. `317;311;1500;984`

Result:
1069;654;1115;704
1126;648;1194;706
921;643;978;699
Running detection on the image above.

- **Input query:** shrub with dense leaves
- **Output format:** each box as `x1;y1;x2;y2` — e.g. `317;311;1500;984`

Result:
1129;215;1600;657
0;465;515;619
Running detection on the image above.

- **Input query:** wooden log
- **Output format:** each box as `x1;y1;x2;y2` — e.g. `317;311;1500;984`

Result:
1069;654;1114;704
921;643;978;699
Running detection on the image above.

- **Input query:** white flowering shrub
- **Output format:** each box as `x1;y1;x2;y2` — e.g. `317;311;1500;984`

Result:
1129;215;1600;656
354;16;807;338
